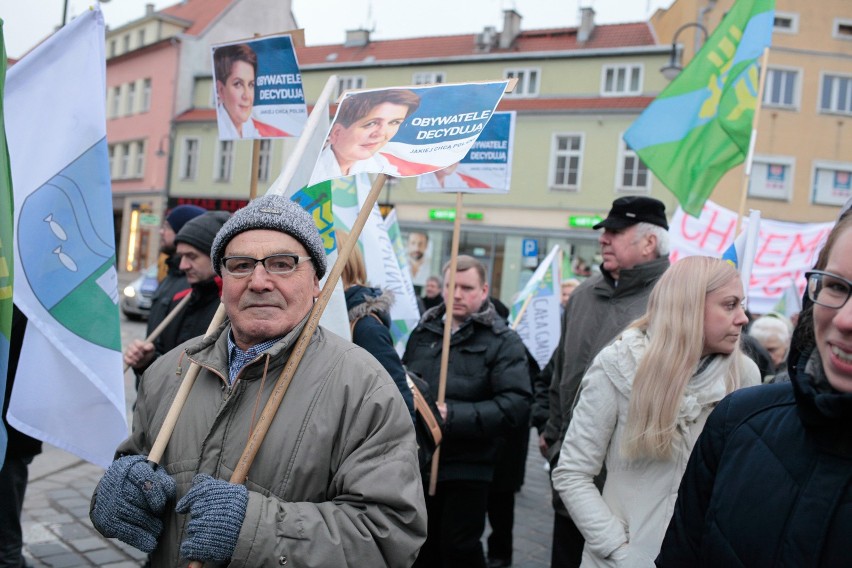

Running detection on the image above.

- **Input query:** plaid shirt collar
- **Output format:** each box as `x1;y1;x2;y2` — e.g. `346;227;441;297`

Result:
227;332;282;384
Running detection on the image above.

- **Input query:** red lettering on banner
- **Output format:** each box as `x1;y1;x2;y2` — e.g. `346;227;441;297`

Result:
754;233;786;267
678;210;736;252
761;270;805;296
782;229;830;265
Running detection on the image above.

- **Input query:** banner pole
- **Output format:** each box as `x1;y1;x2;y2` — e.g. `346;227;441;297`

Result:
735;46;770;235
123;293;192;374
428;192;464;496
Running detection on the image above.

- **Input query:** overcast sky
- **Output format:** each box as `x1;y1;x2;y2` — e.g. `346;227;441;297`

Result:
3;0;674;59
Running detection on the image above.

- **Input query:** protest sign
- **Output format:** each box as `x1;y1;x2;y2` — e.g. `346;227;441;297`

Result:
416;111;515;194
212;34;307;140
308;81;509;186
669;200;833;313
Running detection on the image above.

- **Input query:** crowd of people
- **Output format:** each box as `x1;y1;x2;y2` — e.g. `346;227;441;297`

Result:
4;189;852;568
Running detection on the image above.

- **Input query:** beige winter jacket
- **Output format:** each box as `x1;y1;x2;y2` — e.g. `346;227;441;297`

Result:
104;315;427;567
552;327;759;567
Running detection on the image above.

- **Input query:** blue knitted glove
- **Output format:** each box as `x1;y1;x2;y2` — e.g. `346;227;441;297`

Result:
175;473;249;562
90;455;176;553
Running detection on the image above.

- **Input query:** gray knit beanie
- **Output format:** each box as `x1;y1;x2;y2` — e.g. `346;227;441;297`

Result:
175;211;231;256
211;194;327;278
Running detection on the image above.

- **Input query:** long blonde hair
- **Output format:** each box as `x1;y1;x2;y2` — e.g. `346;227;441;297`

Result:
623;256;745;460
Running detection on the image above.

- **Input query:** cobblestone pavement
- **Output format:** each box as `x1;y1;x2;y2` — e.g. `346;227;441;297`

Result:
19;275;554;566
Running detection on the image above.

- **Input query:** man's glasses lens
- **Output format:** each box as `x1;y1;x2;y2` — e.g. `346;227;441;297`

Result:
807;271;852;309
223;254;305;276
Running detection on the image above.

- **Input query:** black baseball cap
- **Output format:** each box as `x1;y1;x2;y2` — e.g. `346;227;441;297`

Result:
593;196;669;231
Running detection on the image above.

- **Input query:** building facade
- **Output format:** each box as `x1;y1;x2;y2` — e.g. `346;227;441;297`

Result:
652;0;852;223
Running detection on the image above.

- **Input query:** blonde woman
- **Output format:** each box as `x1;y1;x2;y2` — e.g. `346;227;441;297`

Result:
552;256;760;567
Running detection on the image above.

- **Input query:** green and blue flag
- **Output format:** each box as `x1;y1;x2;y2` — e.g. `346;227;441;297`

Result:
624;0;775;217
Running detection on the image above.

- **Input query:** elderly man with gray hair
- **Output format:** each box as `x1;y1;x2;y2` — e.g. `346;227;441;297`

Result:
91;194;426;567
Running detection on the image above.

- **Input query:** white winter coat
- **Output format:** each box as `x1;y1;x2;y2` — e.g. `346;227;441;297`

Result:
552;327;759;567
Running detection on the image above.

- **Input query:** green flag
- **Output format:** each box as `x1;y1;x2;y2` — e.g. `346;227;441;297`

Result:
624;0;775;217
0;19;13;466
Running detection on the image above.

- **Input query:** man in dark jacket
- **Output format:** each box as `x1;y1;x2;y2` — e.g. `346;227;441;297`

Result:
404;255;531;568
543;196;670;567
147;204;206;335
124;211;230;374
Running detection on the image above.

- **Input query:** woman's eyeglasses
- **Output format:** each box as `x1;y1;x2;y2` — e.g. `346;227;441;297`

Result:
805;270;852;309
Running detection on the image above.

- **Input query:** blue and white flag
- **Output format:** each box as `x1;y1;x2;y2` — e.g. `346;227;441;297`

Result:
721;209;761;302
6;8;127;467
510;245;562;369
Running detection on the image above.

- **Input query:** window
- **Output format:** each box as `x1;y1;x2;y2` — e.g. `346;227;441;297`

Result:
109;39;117;58
134;141;146;177
602;64;643;96
820;74;852;115
181;138;199;180
137;29;146;47
119;143;131;178
549;134;583;190
337;75;365;97
748;156;794;201
108;144;115;178
412;72;445;85
763;68;799;109
126;82;136;114
812;162;852;206
834;19;852;40
141;79;152;112
215;140;234;182
616;137;649;193
773;12;799;34
111;86;121;118
258;139;272;182
504;68;540;97
122;34;130;53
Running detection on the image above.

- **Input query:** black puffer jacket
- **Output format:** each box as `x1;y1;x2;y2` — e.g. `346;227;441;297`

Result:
403;301;531;482
346;285;415;422
146;253;189;337
152;276;222;364
657;347;852;567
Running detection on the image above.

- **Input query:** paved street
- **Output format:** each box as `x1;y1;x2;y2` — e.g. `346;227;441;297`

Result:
18;280;554;566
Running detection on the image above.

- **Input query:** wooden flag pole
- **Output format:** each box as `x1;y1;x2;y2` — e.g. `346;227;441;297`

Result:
428;191;464;496
123;292;192;374
510;294;534;332
735;46;770;236
148;303;226;464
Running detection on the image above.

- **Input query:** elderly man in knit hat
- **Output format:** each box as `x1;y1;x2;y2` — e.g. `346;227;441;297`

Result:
93;194;426;567
124;210;231;374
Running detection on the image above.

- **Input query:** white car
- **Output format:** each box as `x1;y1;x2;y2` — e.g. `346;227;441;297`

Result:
121;264;159;320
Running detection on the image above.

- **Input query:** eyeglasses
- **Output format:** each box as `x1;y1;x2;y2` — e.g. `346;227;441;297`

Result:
805;270;852;309
221;254;312;278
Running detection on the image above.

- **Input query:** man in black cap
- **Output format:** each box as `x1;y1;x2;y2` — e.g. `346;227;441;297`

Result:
124;211;230;374
541;196;671;567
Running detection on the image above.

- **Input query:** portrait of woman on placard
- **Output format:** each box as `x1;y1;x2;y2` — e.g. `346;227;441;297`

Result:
213;43;287;140
309;89;420;184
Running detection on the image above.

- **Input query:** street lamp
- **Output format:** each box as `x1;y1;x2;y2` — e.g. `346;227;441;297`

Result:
660;22;709;81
